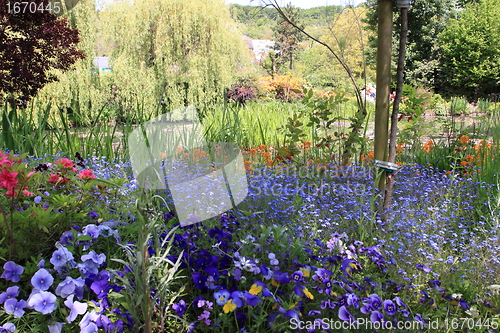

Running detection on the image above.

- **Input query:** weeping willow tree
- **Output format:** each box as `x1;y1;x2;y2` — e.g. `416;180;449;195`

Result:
99;0;250;118
35;0;104;125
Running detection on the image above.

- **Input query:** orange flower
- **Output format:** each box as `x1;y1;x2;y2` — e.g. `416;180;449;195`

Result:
459;135;469;145
465;154;475;162
250;148;257;156
176;146;183;154
396;143;405;153
422;140;434;154
303;141;312;149
460;161;469;167
262;152;271;159
259;144;267;151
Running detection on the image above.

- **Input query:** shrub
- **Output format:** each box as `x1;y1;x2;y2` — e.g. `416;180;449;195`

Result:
260;73;305;102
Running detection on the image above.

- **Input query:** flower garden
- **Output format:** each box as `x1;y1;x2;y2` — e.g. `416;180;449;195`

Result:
2;0;500;330
1;97;500;333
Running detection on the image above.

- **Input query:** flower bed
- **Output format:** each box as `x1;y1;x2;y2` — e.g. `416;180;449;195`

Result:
0;152;499;332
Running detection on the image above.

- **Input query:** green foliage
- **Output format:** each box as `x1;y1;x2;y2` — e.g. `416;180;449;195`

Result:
112;195;184;333
439;0;500;100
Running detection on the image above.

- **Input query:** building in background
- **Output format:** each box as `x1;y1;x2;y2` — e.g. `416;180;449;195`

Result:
93;57;112;73
243;38;275;63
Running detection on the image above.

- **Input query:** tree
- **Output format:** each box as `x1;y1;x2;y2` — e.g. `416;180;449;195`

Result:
439;0;500;100
272;4;305;72
99;0;249;114
323;6;374;85
0;0;85;106
364;0;455;89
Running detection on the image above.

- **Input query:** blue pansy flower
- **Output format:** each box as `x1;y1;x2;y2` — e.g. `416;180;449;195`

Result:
79;310;99;333
370;310;384;323
50;247;74;268
0;323;15;332
1;261;23;283
31;269;54;291
56;277;85;299
214;290;230;306
59;231;74;246
82;224;100;239
28;291;57;315
5;299;27;318
47;322;65;333
172;300;187;316
64;295;88;323
0;286;19;304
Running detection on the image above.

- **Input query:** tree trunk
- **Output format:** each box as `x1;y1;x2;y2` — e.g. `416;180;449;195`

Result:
383;7;409;217
374;0;393;192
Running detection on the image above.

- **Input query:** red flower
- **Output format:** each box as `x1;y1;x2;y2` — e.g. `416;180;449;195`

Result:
49;174;61;183
0;168;19;191
77;170;96;181
49;173;69;185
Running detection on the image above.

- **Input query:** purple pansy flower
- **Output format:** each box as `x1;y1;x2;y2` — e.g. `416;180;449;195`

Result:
172;300;187;316
338;305;354;321
370;310;384;323
383;299;397;316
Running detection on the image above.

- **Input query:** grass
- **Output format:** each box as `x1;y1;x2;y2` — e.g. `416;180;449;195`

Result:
0;98;364;162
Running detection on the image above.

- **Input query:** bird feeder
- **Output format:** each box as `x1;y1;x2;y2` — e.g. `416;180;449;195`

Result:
395;0;412;8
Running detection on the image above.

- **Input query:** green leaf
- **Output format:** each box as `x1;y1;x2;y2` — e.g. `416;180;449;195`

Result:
76;235;94;242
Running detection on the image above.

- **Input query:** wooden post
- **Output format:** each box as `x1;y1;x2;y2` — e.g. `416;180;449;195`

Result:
374;0;393;193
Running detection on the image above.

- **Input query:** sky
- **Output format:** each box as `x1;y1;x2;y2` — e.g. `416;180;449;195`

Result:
224;0;366;9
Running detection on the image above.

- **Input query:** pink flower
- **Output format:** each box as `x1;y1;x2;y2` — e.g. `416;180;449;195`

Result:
77;170;96;181
0;168;19;191
22;189;34;196
55;158;76;171
5;189;18;197
0;156;13;168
